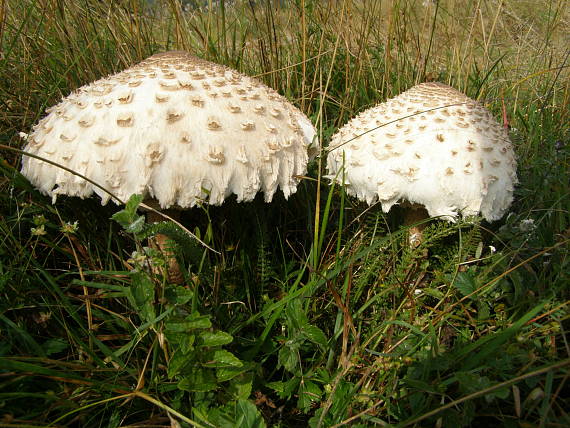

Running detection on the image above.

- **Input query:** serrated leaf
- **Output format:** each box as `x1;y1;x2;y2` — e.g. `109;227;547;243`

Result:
301;324;328;348
297;379;322;412
199;331;233;347
286;298;308;331
452;271;478;298
267;377;300;399
125;194;144;212
203;349;243;368
278;342;300;374
111;194;144;232
111;210;133;230
206;399;266;428
422;287;444;299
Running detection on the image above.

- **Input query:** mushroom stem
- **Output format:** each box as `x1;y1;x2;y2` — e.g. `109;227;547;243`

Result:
403;205;429;248
146;209;184;285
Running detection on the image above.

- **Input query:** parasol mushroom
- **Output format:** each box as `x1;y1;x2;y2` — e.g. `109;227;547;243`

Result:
20;51;318;282
326;82;517;246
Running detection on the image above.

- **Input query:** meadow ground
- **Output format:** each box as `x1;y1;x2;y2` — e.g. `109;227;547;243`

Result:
1;0;569;426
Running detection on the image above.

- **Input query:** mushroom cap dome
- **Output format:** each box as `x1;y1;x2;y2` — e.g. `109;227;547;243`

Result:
21;51;318;207
326;82;517;221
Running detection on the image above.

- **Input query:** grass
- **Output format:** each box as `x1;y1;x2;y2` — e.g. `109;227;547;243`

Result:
1;0;569;426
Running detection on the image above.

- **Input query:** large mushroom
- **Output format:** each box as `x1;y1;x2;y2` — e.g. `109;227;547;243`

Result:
21;51;318;281
326;82;517;245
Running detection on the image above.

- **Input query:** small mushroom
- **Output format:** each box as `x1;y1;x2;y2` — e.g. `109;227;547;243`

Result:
327;82;517;246
21;51;318;282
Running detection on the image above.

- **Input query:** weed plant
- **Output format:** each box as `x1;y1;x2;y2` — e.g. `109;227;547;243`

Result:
1;0;569;426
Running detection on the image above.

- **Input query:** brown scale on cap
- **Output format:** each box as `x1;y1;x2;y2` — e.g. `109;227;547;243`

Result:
327;82;517;225
21;50;318;209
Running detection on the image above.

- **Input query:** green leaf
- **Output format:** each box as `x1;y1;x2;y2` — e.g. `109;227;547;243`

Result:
228;373;253;400
165;312;212;333
297;379;322;412
278;342;300;374
203;350;243;368
456;302;547;370
285;298;308;331
267;377;300;399
477;301;491;320
455;371;491;393
42;338;68;356
199;331;233;347
422;287;444;299
452;271;478;298
164;330;196;354
178;369;217;392
167;349;192;378
206;400;267;428
125;193;144;212
216;364;251;382
308;380;353;427
111;194;144;233
233;399;266;428
301;324;328;348
129;270;155;323
164;285;193;305
125;215;145;234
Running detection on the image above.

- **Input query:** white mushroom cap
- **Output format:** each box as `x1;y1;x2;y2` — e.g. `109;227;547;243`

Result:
21;51;318;208
326;82;517;221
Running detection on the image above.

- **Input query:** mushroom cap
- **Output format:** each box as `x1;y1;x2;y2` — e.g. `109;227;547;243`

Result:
326;82;517;221
21;51;318;208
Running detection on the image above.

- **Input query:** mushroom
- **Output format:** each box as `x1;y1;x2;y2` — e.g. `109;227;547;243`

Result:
21;51;318;282
326;82;517;246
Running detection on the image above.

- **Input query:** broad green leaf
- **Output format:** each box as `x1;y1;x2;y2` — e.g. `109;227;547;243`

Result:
216;364;250;382
129;270;155;323
178;369;217;392
203;349;243;368
452;271;478;298
206;400;267;428
297;379;322;412
164;285;193;305
199;331;233;347
477;301;491;320
167;349;192;378
125;215;145;234
228;373;253;400
285;298;308;331
233;399;267;428
125;193;144;213
278;342;300;374
164;331;195;354
111;194;144;233
166;312;212;332
301;324;328;348
266;376;300;399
